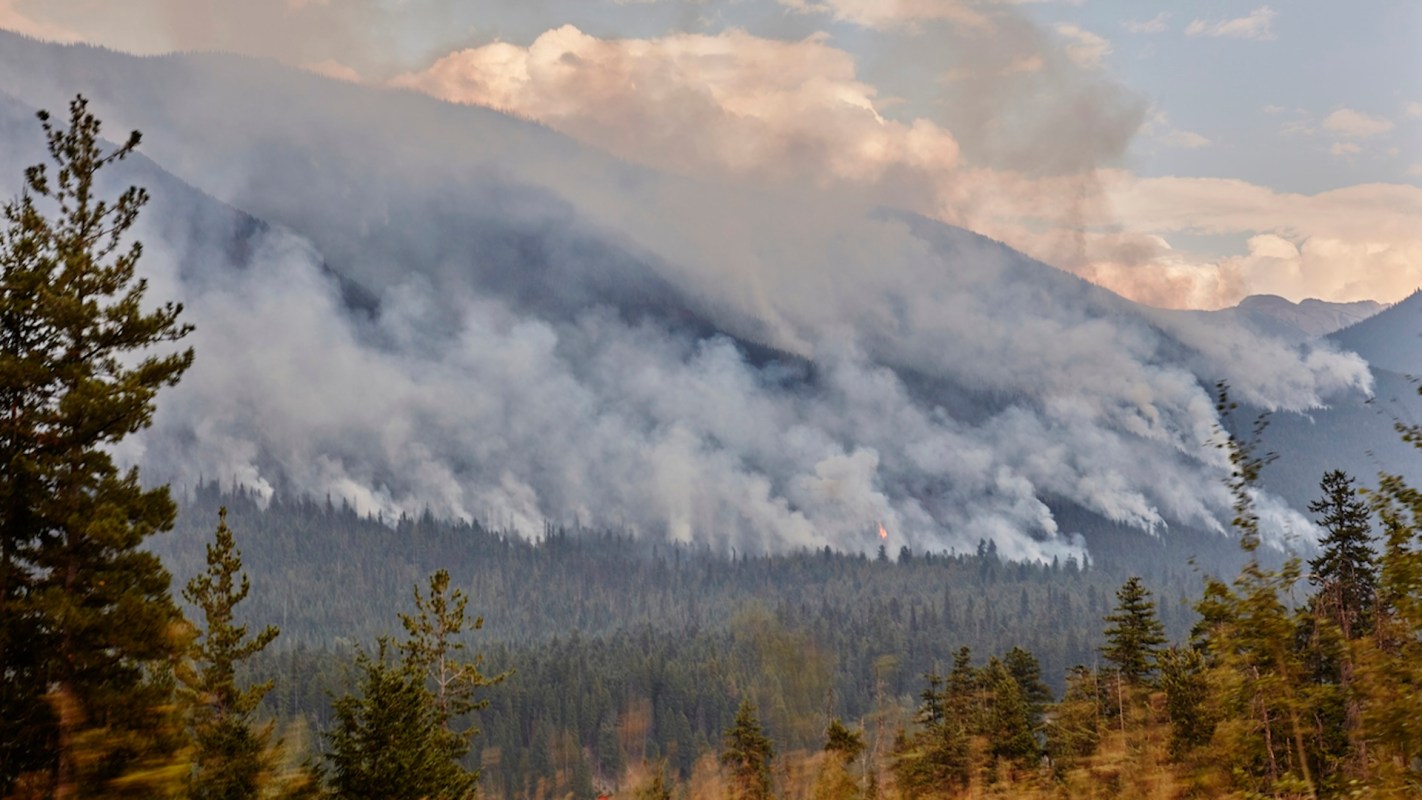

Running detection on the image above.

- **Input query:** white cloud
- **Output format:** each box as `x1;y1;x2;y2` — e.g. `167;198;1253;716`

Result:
392;26;962;187
1408;164;1422;178
1094;174;1422;306
1186;6;1277;41
391;23;1413;315
303;59;361;82
1401;100;1422;119
1329;142;1361;157
1163;129;1211;149
1123;13;1169;34
1141;111;1210;150
1053;23;1111;70
1322;108;1394;138
777;0;990;30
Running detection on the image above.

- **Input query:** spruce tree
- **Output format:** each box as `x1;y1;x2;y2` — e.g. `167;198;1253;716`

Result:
181;507;290;799
1100;576;1167;686
983;659;1037;766
633;763;673;800
812;720;863;800
1045;666;1100;770
327;570;498;799
398;568;503;735
0;95;193;796
327;641;471;800
1307;470;1378;639
1002;646;1051;722
721;699;775;800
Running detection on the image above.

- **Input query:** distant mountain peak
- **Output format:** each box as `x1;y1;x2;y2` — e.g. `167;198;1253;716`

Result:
1233;294;1384;339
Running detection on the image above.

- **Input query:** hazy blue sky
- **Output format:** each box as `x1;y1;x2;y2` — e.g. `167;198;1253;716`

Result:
3;0;1418;308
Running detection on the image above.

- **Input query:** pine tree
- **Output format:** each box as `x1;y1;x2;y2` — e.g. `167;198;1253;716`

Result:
1307;470;1378;640
398;569;503;735
1002;646;1051;723
1100;576;1167;686
983;659;1037;766
1356;474;1422;791
1156;646;1212;758
721;699;775;800
327;569;499;799
812;720;863;800
0;95;194;797
633;762;673;800
891;670;970;795
327;641;472;800
182;507;298;799
1045;666;1100;770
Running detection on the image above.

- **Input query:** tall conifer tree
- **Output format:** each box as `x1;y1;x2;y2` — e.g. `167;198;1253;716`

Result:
1100;577;1167;686
1307;470;1378;639
0;96;193;797
721;699;775;800
183;507;295;799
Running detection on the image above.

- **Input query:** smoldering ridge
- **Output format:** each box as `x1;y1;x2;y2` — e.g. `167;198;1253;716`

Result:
0;37;1374;560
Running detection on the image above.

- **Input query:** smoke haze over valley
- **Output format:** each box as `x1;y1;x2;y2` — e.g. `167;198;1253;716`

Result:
0;12;1415;561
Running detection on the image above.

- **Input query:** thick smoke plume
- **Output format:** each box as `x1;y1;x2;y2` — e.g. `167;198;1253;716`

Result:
0;33;1373;558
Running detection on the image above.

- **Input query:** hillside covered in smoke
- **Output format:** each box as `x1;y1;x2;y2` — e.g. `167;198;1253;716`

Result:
0;32;1395;561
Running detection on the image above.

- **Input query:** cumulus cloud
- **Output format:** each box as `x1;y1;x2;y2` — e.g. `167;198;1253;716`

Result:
1092;174;1422;306
384;17;1419;315
1321;108;1394;138
1141;112;1211;150
1123;13;1169;35
392;26;962;188
1162;129;1211;149
1186;6;1277;41
303;58;361;82
1053;23;1111;70
777;0;991;30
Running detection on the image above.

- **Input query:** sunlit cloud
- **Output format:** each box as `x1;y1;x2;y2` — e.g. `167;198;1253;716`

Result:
1322;108;1394;138
1122;13;1169;35
777;0;990;30
392;26;962;187
1053;23;1110;70
1186;6;1277;41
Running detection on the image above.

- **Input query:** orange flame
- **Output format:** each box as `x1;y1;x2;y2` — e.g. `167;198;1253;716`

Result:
878;521;888;540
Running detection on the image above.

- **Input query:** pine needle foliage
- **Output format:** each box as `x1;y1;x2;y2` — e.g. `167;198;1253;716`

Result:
721;699;775;800
182;506;302;799
0;94;193;797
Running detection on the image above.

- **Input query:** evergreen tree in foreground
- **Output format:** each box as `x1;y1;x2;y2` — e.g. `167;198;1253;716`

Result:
327;640;467;800
328;570;498;799
721;699;775;800
1307;469;1378;640
812;719;864;800
0;95;194;797
1100;576;1167;686
183;507;307;799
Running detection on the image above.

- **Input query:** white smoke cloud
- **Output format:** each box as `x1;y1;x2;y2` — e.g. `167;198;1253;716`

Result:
0;31;1373;560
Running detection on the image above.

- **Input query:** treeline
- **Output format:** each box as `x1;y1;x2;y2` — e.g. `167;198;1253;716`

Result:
157;483;1205;659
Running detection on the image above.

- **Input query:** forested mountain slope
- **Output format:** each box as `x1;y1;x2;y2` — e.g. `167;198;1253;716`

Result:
0;31;1391;564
